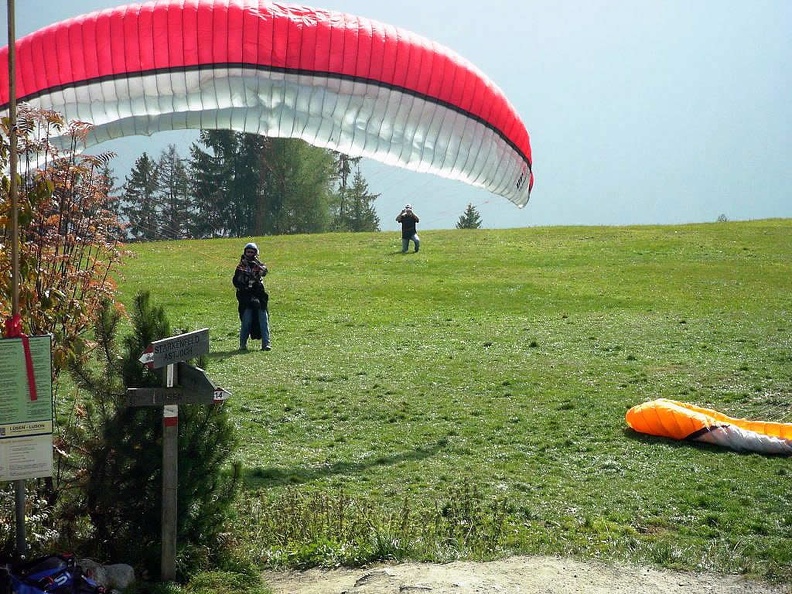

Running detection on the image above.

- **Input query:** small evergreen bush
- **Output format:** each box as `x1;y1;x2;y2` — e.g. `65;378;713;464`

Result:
58;292;239;579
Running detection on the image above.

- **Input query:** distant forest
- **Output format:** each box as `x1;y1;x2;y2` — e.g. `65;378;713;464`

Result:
117;130;380;240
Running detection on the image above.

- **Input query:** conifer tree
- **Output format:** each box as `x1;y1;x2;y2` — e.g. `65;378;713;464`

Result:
334;168;380;232
189;130;248;238
332;152;362;225
61;293;239;576
157;145;192;240
121;153;161;240
456;203;483;229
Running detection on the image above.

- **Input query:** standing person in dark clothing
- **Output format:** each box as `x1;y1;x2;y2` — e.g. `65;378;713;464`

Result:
396;204;420;253
233;242;271;351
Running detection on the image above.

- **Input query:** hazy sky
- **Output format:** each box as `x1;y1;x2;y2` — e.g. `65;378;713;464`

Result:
2;0;790;230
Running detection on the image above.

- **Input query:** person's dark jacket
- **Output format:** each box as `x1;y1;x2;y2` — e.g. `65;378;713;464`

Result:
233;258;268;315
233;257;268;340
396;211;419;238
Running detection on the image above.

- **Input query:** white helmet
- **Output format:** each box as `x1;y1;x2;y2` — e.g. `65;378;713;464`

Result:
243;242;258;254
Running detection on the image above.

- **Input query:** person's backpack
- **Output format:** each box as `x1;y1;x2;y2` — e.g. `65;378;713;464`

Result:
8;554;105;594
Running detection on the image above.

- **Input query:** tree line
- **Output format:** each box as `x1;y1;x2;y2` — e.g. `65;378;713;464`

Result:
119;130;381;240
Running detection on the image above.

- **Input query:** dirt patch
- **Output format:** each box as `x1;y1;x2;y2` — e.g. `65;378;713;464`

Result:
262;555;788;593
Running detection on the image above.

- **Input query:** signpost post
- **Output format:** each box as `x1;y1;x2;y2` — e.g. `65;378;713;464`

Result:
6;0;26;557
127;329;230;582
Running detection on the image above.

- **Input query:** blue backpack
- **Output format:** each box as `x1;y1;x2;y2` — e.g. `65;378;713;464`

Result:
4;554;105;594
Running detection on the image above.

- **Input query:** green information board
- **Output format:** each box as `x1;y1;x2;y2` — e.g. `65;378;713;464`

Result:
0;335;53;480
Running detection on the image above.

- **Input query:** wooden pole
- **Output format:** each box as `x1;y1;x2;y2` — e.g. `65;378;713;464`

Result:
7;0;27;558
161;365;178;581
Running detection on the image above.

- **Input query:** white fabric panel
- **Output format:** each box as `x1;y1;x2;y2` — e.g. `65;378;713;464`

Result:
23;66;530;206
695;425;792;455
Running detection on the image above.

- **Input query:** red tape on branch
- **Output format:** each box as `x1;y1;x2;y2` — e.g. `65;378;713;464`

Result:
4;314;38;401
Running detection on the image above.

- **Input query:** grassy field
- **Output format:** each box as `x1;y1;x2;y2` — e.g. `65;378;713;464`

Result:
116;219;791;583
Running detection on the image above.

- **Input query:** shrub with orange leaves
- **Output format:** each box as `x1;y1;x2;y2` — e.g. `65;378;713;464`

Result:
0;106;127;374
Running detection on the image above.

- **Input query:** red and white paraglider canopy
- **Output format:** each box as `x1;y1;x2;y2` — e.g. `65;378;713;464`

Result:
0;0;533;206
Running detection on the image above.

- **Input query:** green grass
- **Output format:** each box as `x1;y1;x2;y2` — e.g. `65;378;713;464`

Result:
115;219;792;583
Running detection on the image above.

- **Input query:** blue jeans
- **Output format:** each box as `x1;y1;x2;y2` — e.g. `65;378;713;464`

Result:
240;307;270;347
402;234;420;252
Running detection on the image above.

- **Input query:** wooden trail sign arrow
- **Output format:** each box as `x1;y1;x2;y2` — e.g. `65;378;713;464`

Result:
139;328;210;370
175;362;231;404
138;344;154;367
126;364;231;407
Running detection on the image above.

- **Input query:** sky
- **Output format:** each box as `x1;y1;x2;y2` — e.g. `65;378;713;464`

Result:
2;0;790;231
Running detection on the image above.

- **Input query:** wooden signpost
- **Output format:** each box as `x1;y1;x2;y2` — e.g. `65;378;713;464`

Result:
126;328;230;581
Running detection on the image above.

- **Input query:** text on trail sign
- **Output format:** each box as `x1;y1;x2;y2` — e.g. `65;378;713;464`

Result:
139;328;210;369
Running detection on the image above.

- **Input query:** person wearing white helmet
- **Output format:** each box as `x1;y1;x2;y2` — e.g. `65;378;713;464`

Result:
232;242;271;351
396;204;420;253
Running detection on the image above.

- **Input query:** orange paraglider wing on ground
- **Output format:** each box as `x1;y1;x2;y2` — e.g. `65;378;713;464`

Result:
626;398;792;455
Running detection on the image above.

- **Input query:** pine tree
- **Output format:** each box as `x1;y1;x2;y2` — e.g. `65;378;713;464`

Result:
332;152;362;225
335;168;380;231
157;144;192;239
189;131;339;237
61;293;239;575
189;130;257;238
456;203;483;229
121;153;161;240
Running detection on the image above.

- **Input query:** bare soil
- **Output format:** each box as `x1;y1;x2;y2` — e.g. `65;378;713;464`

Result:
261;556;789;593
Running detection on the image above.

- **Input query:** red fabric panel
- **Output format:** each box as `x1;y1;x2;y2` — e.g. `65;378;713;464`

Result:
393;28;411;90
325;12;347;74
241;2;261;65
284;7;303;70
108;9;127;77
210;1;229;70
181;2;199;65
164;2;181;70
312;11;332;73
93;9;112;79
340;14;359;80
271;5;290;68
365;18;383;82
195;1;216;65
123;5;142;73
354;14;373;81
284;5;310;71
297;8;317;71
378;22;399;87
152;2;170;70
410;37;434;102
225;0;243;64
14;28;38;99
40;22;60;92
65;19;84;84
80;15;98;84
